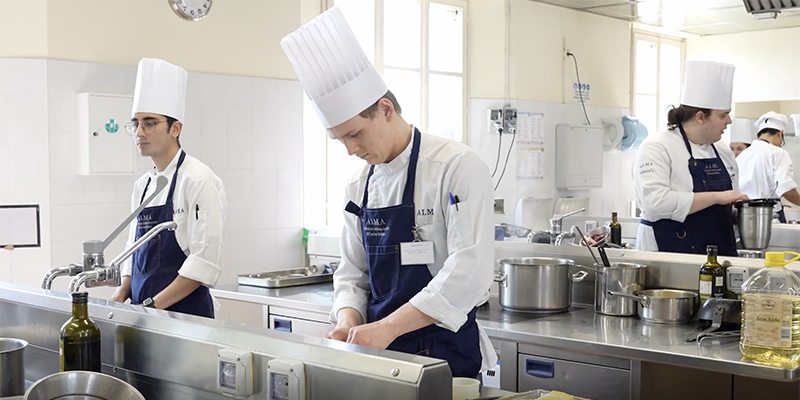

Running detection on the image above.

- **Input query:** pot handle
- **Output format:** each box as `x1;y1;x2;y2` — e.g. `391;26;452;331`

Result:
608;291;648;307
493;271;507;287
572;270;589;282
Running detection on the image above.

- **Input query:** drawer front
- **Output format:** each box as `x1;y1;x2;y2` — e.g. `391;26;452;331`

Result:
269;315;332;338
518;354;630;400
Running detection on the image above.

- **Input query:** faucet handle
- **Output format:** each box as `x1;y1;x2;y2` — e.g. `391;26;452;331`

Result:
84;266;121;288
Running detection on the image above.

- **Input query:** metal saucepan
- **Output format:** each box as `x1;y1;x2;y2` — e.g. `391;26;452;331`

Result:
25;371;145;400
0;338;27;397
608;289;699;324
585;262;648;317
495;257;588;313
736;198;779;250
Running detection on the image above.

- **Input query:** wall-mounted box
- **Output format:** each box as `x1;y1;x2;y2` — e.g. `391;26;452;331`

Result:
555;124;604;190
76;93;136;176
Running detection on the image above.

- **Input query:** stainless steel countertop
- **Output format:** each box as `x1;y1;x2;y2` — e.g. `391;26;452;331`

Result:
210;283;800;382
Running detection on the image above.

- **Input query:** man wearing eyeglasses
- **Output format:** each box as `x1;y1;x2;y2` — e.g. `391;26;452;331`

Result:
108;58;227;319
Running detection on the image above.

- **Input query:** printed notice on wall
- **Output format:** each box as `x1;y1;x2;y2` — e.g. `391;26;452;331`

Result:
515;112;545;180
516;112;545;146
517;147;545;181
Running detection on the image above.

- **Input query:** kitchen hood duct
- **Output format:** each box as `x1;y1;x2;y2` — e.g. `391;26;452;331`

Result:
743;0;800;18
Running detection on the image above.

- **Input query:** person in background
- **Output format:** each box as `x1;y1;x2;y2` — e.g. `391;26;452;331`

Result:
633;60;748;256
730;142;750;158
280;7;497;378
736;111;800;223
109;58;227;318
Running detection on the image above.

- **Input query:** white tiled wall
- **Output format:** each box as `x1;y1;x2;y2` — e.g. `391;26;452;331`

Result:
469;98;637;230
0;58;305;325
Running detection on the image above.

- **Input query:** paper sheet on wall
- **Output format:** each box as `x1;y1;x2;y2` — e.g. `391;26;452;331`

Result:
516;112;545;146
515;112;545;180
517;146;545;180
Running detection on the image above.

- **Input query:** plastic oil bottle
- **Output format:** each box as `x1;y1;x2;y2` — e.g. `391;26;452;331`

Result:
740;251;800;369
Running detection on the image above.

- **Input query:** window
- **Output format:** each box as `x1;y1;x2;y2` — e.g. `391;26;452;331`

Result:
632;32;684;136
303;0;469;230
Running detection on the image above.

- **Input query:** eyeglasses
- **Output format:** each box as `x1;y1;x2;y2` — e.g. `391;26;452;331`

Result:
125;120;168;136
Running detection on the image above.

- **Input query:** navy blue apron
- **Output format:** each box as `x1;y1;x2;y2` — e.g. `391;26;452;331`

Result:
757;139;787;223
354;129;481;378
640;125;738;256
130;152;214;318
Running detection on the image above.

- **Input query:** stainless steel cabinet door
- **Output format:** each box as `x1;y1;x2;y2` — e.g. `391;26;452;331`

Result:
517;354;630;400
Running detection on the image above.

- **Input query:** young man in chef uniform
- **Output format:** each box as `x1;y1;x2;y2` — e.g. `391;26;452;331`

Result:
109;58;227;318
281;7;497;378
634;60;748;256
736;111;800;223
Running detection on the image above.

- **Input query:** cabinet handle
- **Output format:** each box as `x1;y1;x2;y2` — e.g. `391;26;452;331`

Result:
273;317;292;332
525;358;555;379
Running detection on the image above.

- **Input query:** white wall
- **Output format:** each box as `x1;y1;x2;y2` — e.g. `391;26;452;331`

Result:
0;0;304;79
686;27;800;103
0;58;304;325
470;0;632;109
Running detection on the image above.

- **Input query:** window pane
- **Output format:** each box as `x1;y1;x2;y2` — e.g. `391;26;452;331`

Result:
384;0;421;68
428;74;463;141
660;43;682;97
635;94;658;135
384;68;421;126
334;0;375;62
635;39;657;95
429;3;463;73
659;96;680;132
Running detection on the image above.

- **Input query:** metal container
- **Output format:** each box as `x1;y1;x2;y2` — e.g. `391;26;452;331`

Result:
24;371;145;400
592;263;648;317
494;257;588;313
736;199;778;250
0;338;27;397
609;289;698;324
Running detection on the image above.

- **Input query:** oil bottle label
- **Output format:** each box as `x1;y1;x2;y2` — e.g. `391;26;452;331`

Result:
743;294;794;348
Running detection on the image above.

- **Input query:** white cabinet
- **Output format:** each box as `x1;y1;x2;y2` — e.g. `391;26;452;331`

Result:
268;306;332;338
555;124;604;190
76;93;137;176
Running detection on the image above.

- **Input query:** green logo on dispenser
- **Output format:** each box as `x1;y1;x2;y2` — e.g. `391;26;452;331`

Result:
105;119;119;134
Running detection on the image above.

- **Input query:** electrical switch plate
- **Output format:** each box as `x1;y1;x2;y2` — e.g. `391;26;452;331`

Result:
217;348;254;398
267;358;306;400
726;266;750;294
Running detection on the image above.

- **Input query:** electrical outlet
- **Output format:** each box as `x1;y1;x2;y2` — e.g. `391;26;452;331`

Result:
487;108;503;134
494;198;504;214
502;107;517;134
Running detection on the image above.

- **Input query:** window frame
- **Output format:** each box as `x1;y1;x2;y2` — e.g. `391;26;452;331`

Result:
630;31;685;135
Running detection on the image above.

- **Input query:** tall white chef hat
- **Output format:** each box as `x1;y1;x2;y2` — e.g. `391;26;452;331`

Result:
280;7;388;129
728;118;756;144
681;60;736;110
132;58;188;122
755;111;788;133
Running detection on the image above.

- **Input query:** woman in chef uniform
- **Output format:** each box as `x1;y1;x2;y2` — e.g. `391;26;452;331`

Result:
634;60;748;256
280;7;497;378
737;111;800;223
728;118;755;157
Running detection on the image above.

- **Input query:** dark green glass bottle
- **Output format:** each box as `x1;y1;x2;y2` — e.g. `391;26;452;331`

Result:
610;212;622;245
59;292;101;372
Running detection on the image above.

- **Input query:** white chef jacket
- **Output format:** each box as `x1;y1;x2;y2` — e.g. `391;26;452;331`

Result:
333;129;498;371
120;149;227;288
737;139;797;209
633;129;739;251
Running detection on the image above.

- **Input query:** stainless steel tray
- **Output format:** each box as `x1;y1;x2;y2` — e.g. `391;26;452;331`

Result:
236;267;333;289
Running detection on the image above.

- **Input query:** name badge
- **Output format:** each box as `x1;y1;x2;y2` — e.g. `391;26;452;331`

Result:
400;242;435;265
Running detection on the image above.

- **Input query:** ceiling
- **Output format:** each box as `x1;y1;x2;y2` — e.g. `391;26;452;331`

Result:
529;0;800;36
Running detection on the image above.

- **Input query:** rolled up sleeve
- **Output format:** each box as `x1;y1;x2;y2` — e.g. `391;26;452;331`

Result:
331;192;370;323
409;152;494;332
177;176;226;288
635;141;694;222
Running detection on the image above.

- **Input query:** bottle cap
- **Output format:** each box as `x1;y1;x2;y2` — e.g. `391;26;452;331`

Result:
71;292;89;302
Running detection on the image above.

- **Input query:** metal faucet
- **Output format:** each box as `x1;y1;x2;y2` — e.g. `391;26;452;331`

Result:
69;221;177;293
554;225;580;246
525;207;586;244
41;176;170;291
